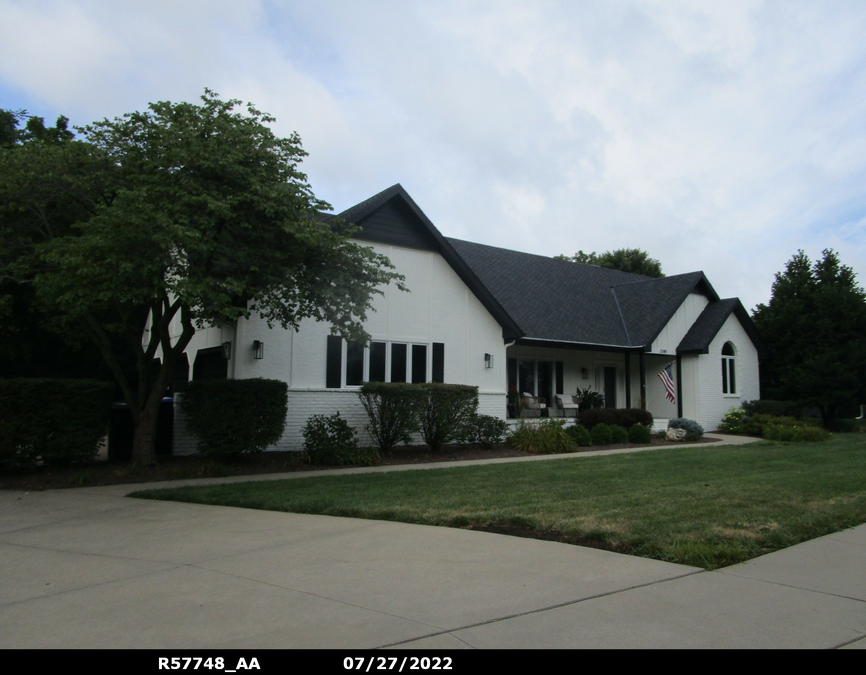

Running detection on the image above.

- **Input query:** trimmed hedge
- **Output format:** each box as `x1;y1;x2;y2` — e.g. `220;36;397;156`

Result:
578;408;653;431
0;378;113;469
418;383;479;452
179;379;288;457
358;382;426;453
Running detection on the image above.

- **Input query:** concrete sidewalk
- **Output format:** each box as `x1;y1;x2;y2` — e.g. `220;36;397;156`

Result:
1;436;865;649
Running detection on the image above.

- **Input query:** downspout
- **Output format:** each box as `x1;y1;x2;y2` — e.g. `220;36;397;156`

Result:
639;351;646;411
676;353;683;418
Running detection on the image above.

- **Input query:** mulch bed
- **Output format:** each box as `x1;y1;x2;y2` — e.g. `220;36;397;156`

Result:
0;436;718;492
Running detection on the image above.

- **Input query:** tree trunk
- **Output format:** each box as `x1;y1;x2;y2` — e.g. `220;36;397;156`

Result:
131;399;161;466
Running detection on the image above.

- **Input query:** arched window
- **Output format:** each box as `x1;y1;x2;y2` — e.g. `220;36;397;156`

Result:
722;342;736;394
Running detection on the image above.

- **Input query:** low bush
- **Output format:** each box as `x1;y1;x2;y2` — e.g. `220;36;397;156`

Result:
718;407;748;433
609;424;629;444
668;418;704;441
418;384;478;452
303;413;380;466
460;414;509;448
763;423;830;443
578;408;653;430
508;420;577;454
0;378;114;469
358;382;426;453
590;422;613;446
180;379;288;457
628;423;652;444
566;424;592;447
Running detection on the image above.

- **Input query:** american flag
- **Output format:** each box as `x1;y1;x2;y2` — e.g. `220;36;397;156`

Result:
658;364;676;403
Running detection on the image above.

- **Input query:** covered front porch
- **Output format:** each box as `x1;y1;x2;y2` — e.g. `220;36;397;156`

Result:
504;342;682;424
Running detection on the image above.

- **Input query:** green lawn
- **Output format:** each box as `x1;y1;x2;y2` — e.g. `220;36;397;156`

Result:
132;435;866;569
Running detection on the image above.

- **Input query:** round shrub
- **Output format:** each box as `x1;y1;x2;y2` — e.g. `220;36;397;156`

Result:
460;414;509;448
628;423;652;444
668;417;704;441
566;424;592;447
718;407;747;433
303;412;377;466
179;379;288;457
609;424;629;444
590;422;613;446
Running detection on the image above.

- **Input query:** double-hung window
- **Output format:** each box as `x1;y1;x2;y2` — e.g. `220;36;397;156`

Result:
327;337;444;387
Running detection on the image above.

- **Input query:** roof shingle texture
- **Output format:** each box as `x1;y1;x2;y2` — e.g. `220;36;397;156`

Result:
446;238;709;347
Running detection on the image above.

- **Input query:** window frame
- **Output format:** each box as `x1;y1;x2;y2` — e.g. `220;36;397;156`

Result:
721;342;737;395
327;338;443;388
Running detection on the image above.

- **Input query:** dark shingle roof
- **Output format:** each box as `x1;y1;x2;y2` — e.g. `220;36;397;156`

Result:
447;239;712;348
337;185;760;353
678;298;766;357
612;273;718;348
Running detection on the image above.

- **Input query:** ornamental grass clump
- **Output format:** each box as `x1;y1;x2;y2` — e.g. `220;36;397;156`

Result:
508;420;577;454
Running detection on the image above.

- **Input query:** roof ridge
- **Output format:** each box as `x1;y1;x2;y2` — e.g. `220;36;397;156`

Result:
337;183;403;219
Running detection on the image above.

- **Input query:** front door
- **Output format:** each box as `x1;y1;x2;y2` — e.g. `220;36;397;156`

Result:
604;366;617;408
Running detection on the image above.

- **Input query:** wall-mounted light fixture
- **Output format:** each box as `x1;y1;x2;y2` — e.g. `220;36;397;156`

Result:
484;353;494;369
222;341;232;361
252;340;264;360
581;367;589;379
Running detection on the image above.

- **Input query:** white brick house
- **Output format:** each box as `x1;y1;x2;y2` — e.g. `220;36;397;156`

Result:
171;185;763;452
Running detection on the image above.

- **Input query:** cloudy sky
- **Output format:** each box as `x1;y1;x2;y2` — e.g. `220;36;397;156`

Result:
2;0;865;311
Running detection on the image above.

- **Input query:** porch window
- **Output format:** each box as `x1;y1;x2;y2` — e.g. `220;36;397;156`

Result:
722;342;736;394
507;358;563;403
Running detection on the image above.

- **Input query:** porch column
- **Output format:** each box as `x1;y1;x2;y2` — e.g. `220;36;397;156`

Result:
624;351;631;409
676;353;683;418
639;351;646;411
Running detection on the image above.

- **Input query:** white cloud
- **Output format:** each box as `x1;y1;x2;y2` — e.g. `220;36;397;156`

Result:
2;0;866;311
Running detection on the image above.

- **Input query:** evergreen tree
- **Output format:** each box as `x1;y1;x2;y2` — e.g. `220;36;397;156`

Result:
752;249;866;428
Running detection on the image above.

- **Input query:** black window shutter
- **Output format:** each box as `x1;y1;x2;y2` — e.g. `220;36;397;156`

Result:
326;336;342;388
556;361;564;395
432;343;445;383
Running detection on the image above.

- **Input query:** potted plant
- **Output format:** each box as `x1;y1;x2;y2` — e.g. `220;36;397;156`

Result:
574;386;604;412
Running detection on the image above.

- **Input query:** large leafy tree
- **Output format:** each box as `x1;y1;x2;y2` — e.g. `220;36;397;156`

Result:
1;91;404;465
0;110;108;378
556;247;664;277
752;249;866;428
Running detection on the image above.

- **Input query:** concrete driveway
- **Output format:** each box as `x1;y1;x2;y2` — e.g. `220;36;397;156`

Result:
2;446;866;649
